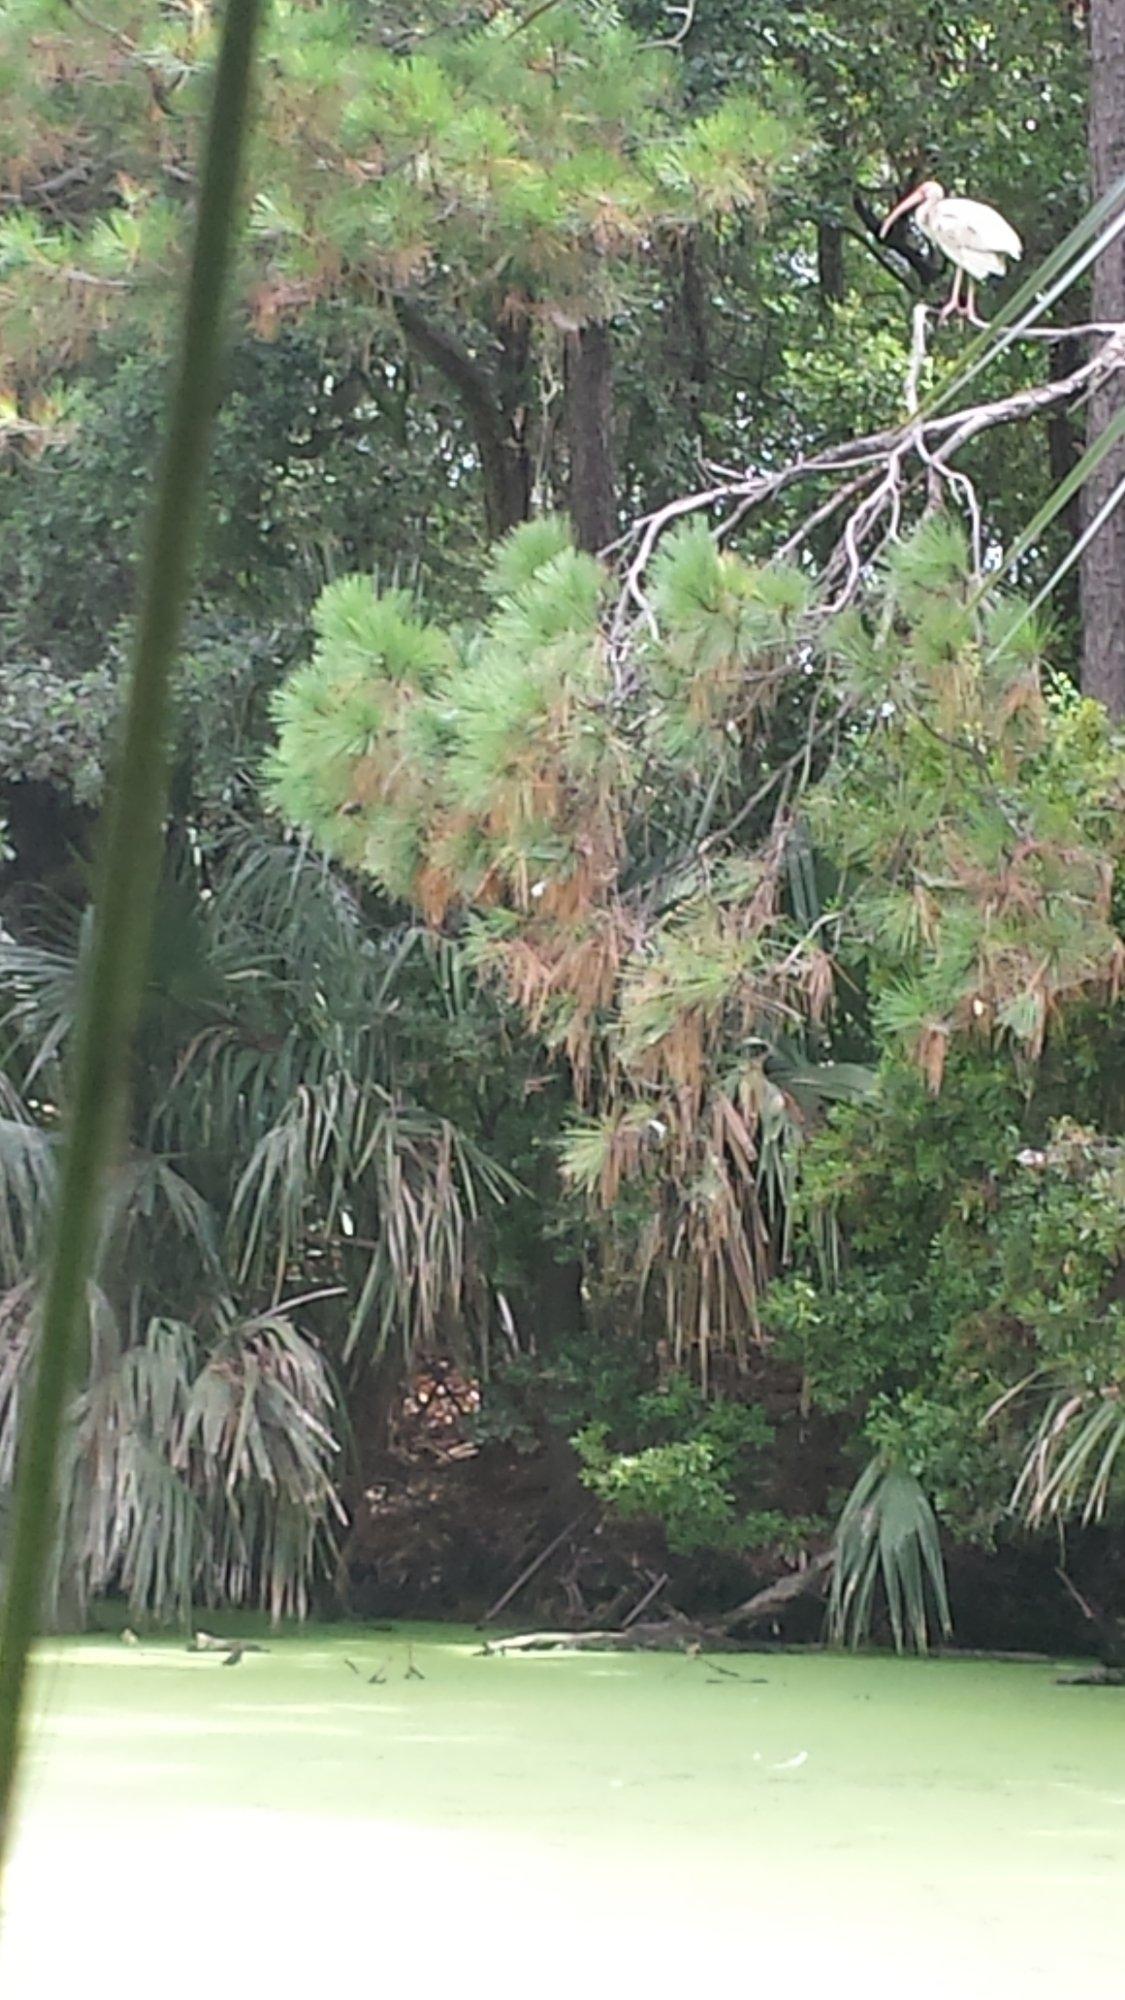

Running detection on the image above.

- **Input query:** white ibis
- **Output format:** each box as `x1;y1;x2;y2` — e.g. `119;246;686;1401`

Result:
880;180;1022;324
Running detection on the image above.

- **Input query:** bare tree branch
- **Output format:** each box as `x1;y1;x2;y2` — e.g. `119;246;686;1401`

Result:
841;221;926;294
392;295;528;539
642;0;697;50
606;322;1125;658
63;0;137;52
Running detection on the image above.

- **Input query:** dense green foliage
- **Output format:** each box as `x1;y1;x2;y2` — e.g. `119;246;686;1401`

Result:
772;1055;1125;1523
2;0;1123;1645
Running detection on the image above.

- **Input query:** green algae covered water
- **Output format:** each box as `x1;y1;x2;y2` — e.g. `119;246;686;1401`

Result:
2;1626;1123;1999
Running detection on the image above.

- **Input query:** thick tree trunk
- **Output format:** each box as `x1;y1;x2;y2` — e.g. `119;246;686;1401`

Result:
496;314;533;526
816;220;845;306
564;321;617;554
393;297;530;542
680;233;711;420
1081;0;1125;717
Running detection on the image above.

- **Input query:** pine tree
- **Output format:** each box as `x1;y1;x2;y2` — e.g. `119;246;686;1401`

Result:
0;0;801;544
269;511;1125;1374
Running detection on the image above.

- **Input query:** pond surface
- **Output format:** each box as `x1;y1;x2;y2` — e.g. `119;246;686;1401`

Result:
2;1625;1123;1997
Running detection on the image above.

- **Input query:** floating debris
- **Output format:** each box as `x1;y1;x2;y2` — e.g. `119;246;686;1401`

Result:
188;1632;268;1656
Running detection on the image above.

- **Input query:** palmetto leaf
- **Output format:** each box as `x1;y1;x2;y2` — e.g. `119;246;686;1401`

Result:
2;1292;345;1626
0;1118;55;1282
828;1457;952;1654
107;1152;225;1280
1007;1374;1125;1529
0;935;80;1089
0;817;516;1619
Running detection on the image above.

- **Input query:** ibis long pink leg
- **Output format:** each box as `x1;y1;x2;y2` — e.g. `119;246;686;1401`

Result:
964;281;986;327
939;268;962;322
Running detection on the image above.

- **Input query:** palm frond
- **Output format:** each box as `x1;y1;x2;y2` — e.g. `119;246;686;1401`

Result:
0;1284;45;1496
1;1286;345;1626
0;1119;55;1282
0;935;79;1088
179;1304;345;1621
828;1457;952;1654
1009;1379;1125;1529
106;1152;225;1283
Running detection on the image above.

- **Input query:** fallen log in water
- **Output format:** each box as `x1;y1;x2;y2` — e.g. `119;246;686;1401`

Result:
477;1554;837;1655
714;1551;835;1635
1056;1667;1125;1686
479;1630;623;1655
477;1620;694;1656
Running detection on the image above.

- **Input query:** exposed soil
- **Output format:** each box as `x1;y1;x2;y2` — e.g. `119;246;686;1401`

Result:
334;1358;1125;1660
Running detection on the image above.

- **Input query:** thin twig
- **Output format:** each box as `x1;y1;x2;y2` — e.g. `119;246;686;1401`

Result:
63;0;137;51
480;1516;587;1625
696;694;847;860
621;1570;670;1627
772;469;881;563
58;267;131;290
503;0;567;38
1055;1565;1098;1625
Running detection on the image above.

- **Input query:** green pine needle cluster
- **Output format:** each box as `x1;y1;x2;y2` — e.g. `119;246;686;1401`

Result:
810;520;1125;1083
268;520;615;920
1;0;804;375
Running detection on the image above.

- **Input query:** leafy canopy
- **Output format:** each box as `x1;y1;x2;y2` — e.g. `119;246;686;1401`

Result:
0;0;801;382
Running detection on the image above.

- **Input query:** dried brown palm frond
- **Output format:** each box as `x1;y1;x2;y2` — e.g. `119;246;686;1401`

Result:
176;1306;347;1622
2;1290;346;1626
630;1093;774;1387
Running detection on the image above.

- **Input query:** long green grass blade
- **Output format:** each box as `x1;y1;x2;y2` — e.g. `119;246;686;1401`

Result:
999;467;1125;649
976;399;1125;651
0;0;263;1884
989;400;1125;590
